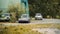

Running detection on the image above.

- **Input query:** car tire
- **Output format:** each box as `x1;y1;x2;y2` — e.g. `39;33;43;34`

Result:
5;19;10;22
40;19;42;20
35;18;37;20
27;21;30;23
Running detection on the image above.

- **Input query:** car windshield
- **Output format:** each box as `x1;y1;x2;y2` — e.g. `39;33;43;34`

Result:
2;14;10;16
21;14;28;18
36;13;41;16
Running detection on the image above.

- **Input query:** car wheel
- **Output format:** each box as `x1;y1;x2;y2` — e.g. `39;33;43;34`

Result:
40;19;42;20
35;18;37;20
27;21;30;23
5;19;10;22
18;21;22;23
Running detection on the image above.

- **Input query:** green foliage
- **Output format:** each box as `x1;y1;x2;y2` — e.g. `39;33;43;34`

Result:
8;3;27;22
28;0;60;18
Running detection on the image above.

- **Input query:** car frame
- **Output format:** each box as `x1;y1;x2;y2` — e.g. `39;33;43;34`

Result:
18;14;30;23
0;13;11;22
35;13;43;20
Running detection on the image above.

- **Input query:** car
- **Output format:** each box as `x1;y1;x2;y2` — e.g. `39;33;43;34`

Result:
18;14;30;23
35;13;43;20
0;13;11;21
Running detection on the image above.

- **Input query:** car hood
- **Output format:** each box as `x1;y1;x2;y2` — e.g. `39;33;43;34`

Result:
35;16;42;17
18;18;29;20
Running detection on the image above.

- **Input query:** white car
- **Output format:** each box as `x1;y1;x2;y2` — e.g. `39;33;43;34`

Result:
35;13;43;20
0;13;11;21
18;14;30;23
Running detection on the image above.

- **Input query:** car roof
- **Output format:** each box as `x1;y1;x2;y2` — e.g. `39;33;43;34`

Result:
36;13;41;15
36;13;41;14
22;14;29;16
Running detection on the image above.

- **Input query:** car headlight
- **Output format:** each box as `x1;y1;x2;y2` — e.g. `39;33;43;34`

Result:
4;17;7;19
18;18;21;20
4;17;10;19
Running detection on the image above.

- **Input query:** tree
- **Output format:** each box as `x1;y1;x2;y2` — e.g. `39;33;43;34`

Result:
28;0;60;18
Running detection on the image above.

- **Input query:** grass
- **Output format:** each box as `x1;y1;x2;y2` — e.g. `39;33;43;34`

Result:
0;23;60;34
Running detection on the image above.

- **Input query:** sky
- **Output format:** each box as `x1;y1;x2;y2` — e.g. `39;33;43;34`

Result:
0;0;20;9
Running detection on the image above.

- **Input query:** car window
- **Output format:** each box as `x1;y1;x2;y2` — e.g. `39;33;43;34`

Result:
36;13;41;16
21;15;28;18
3;14;10;16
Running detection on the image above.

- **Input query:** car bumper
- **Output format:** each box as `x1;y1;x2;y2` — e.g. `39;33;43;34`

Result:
18;20;30;23
35;17;43;20
0;19;10;22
